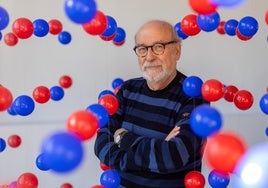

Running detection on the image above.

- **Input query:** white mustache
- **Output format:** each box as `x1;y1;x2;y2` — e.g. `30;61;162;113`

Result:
142;61;162;70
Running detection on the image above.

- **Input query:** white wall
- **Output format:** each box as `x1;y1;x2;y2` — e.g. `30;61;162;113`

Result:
0;0;268;187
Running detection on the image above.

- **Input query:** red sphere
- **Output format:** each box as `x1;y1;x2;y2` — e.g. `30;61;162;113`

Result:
184;171;205;188
217;21;226;35
98;94;119;115
265;10;268;25
233;90;254;110
59;75;73;89
48;19;63;35
188;0;217;15
12;17;34;39
223;85;239;102
17;172;38;188
66;110;99;141
60;183;73;188
99;32;116;41
181;14;201;36
82;10;107;35
4;32;18;46
205;132;246;173
100;161;111;171
0;85;13;111
201;79;224;102
8;134;22;148
32;86;50;104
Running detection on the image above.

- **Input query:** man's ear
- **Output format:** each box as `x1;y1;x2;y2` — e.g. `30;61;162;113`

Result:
175;43;182;60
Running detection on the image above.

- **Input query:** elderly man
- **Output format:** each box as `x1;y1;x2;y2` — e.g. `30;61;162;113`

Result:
94;20;207;188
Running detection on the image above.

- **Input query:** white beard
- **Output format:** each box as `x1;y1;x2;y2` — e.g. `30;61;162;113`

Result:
141;61;170;82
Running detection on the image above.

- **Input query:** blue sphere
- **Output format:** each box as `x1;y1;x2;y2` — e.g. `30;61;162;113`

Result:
86;103;109;128
238;16;258;37
64;0;97;24
50;86;64;101
259;93;268;115
183;76;203;97
190;104;222;137
100;169;121;188
13;95;35;116
33;19;49;37
58;31;72;45
224;19;238;36
197;12;221;32
0;138;6;152
174;22;188;40
41;131;84;173
101;16;117;37
0;6;9;30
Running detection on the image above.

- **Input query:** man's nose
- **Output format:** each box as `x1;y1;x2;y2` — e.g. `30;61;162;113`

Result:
145;47;156;61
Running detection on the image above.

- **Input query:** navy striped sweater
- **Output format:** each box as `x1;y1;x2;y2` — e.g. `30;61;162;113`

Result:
94;71;207;188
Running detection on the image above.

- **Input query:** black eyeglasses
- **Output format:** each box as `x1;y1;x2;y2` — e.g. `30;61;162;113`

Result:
133;41;177;57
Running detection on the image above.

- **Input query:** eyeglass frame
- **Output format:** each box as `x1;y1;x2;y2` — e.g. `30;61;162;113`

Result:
133;40;178;57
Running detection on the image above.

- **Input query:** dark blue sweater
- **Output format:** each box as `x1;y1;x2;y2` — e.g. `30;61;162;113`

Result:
94;71;207;188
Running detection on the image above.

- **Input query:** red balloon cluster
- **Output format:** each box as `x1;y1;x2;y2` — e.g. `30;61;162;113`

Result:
199;78;254;111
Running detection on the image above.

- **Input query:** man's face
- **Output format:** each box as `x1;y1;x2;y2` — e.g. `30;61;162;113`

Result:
135;24;181;83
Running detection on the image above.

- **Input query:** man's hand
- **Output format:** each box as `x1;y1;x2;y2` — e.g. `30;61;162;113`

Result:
165;126;180;141
114;128;128;142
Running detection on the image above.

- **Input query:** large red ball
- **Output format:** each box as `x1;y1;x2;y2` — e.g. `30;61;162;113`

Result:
66;110;99;141
204;132;246;173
